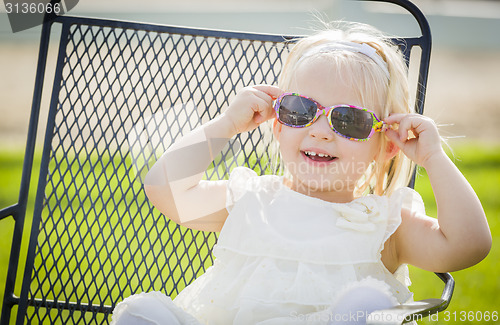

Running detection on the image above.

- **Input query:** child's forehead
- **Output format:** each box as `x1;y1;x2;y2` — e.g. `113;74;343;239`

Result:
291;56;366;91
290;60;363;105
290;56;386;112
293;56;346;85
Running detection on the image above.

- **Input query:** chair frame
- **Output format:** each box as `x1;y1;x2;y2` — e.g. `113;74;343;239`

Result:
0;0;454;324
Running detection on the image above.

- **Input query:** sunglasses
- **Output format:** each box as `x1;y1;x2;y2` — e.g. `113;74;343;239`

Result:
274;93;388;141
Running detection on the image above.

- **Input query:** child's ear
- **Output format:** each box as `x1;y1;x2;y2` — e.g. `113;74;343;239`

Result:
385;140;400;160
273;119;282;139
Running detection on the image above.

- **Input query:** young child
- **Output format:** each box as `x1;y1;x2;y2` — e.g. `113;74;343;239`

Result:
111;22;491;325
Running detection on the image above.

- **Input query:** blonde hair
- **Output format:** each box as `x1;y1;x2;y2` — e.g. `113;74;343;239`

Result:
276;21;415;196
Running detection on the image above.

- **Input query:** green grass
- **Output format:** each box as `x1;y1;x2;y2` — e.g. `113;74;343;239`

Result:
411;142;500;324
1;141;499;324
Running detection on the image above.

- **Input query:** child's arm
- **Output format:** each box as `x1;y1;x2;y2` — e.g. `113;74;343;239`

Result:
144;85;282;232
384;114;492;273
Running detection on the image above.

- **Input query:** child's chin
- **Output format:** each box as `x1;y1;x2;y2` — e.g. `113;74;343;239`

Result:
295;175;353;193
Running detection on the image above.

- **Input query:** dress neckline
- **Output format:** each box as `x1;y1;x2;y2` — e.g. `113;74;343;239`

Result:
278;176;376;207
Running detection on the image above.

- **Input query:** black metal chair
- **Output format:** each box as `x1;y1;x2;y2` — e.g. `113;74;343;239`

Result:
0;0;454;324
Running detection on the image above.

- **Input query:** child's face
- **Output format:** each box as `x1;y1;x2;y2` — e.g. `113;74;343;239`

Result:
275;57;382;202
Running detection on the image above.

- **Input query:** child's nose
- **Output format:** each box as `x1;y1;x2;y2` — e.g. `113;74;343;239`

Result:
308;115;334;141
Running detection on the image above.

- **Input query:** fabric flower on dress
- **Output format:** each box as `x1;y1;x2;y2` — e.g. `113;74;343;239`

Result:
335;197;384;232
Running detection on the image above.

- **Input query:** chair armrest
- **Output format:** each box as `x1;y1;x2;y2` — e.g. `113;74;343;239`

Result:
367;272;455;325
0;204;18;221
367;298;447;324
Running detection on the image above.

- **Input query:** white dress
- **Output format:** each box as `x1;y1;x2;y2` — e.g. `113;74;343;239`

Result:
113;166;426;324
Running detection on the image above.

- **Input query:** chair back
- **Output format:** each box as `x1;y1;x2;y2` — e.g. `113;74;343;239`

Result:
1;1;432;323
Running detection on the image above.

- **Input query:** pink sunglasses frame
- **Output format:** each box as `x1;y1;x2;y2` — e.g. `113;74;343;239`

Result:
274;92;388;141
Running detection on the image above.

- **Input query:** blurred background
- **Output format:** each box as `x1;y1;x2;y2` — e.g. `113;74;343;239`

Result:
0;0;499;146
0;0;499;324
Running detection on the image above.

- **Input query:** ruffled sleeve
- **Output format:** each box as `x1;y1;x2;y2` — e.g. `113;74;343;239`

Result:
225;166;258;212
384;187;426;289
384;187;426;244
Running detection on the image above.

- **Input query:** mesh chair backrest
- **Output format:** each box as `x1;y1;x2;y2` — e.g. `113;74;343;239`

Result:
17;16;290;324
6;6;431;325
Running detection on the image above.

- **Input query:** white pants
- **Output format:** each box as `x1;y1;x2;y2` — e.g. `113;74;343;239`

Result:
110;292;201;325
111;281;397;325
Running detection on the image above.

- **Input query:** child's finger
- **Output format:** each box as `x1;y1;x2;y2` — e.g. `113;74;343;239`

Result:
386;114;419;142
383;113;406;125
383;114;407;142
252;97;275;124
396;116;414;142
251;85;283;123
253;84;284;100
384;128;405;149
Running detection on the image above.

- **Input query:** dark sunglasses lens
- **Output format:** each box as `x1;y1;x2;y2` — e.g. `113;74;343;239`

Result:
330;106;374;139
278;95;317;126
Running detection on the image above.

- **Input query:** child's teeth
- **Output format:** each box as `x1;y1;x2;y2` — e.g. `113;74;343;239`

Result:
305;151;331;158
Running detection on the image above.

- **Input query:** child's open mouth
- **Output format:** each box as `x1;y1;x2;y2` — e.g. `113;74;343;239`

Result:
303;150;337;162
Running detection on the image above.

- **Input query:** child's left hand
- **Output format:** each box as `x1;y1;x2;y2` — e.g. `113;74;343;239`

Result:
383;113;444;168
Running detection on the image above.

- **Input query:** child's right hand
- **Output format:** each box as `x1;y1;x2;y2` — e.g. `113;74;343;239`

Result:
222;85;283;135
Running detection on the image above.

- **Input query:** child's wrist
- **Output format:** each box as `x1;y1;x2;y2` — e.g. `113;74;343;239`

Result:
420;149;449;171
206;113;239;139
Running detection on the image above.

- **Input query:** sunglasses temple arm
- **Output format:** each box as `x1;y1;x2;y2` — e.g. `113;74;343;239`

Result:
375;121;393;133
